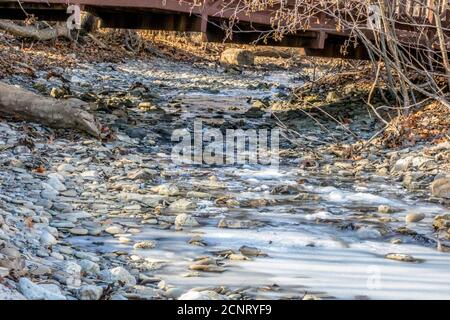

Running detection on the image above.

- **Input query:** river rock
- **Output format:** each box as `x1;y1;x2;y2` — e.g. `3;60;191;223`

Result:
385;253;418;263
218;218;261;229
0;283;26;300
0;266;9;277
433;214;450;230
220;49;254;66
127;169;157;181
169;199;196;212
18;278;66;300
356;227;382;239
245;106;266;118
186;191;212;200
79;285;103;300
431;178;450;198
239;245;265;257
57;163;76;173
189;264;225;273
405;213;425;223
69;228;89;236
41;183;58;200
40;231;57;246
392;156;413;173
105;225;124;235
228;253;250;261
78;259;100;274
151;184;180;196
165;287;184;299
133;240;156;250
175;213;200;228
105;267;136;286
378;205;394;214
47;173;66;192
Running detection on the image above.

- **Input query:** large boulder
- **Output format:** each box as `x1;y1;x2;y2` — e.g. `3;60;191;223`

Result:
220;48;254;66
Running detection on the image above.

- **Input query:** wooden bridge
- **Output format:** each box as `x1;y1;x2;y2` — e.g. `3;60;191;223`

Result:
1;0;449;59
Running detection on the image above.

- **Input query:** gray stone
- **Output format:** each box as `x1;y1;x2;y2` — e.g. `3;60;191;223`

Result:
175;213;200;228
103;267;136;286
69;228;89;236
133;241;156;250
78;259;100;274
105;225;124;235
169;199;196;212
40;231;57;246
18;278;66;300
0;283;26;300
79;285;103;300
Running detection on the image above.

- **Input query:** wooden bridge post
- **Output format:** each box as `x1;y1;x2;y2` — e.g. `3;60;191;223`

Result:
200;0;209;41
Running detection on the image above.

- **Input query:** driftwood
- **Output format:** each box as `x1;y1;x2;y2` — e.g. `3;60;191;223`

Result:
0;20;70;41
0;82;100;137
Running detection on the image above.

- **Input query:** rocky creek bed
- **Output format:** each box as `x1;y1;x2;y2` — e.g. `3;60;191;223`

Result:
0;57;449;300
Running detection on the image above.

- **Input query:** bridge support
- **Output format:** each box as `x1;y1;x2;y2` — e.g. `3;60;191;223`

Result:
0;0;370;59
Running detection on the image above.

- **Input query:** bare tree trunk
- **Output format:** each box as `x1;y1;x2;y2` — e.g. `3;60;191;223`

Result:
81;13;100;33
0;82;100;137
0;20;70;40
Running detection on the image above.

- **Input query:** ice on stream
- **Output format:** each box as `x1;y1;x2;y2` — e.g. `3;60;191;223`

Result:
69;164;450;300
63;59;450;300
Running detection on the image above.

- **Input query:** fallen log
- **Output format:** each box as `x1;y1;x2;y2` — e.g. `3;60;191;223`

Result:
0;82;100;137
0;20;70;41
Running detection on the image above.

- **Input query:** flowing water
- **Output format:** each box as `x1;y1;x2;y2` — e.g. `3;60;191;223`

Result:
41;58;450;300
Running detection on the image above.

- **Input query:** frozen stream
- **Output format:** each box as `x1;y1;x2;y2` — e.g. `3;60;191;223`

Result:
34;58;450;300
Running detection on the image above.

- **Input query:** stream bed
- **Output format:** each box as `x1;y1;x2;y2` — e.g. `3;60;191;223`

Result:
3;57;450;300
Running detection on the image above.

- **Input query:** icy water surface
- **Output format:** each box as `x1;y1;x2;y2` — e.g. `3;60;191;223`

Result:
61;58;450;299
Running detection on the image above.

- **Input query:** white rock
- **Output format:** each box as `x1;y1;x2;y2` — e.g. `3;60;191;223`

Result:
48;172;66;182
64;261;82;287
169;199;196;211
69;228;89;235
105;225;124;235
119;193;163;207
57;163;76;173
74;251;100;262
41;182;59;200
0;267;9;277
0;283;26;300
80;170;98;179
178;290;229;300
356;227;382;239
175;213;200;228
79;285;103;300
106;267;136;286
165;287;184;299
151;184;180;196
78;259;100;274
47;175;66;192
40;231;57;246
133;241;156;250
392;156;414;172
18;278;66;300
